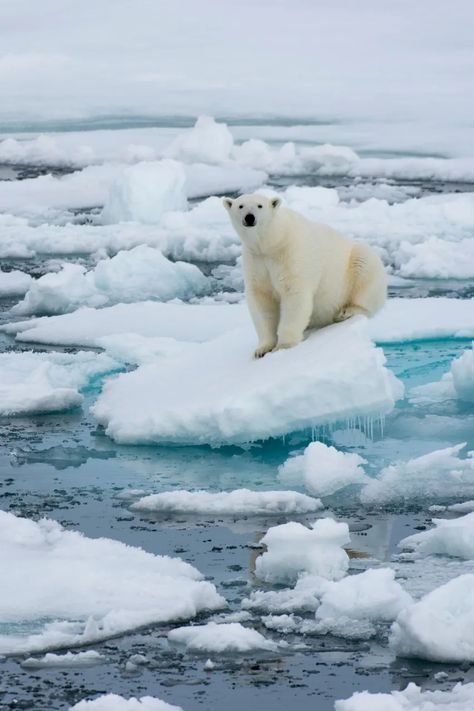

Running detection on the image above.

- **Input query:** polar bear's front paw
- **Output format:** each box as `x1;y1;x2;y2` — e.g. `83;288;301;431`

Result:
254;342;276;359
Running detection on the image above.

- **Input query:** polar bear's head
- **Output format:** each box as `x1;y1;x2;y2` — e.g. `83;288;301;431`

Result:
223;193;282;247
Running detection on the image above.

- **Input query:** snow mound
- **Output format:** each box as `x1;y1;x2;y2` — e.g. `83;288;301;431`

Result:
101;160;187;224
255;518;350;585
165;116;233;164
168;622;277;653
361;444;474;505
12;246;208;316
92;319;402;447
279;442;369;497
336;682;474;711
70;695;183;711
22;650;103;669
0;510;224;655
242;574;328;614
0;269;32;296
316;568;412;622
0;350;118;415
400;512;474;560
390;574;474;662
131;489;323;515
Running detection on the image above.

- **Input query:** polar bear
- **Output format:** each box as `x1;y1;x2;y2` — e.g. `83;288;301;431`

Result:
223;193;386;358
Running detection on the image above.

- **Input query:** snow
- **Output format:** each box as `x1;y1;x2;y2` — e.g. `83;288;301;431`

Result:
12;246;208;316
0;350;118;416
101;160;187;224
70;696;183;711
316;568;412;623
168;622;277;653
242;575;328;614
361;444;474;506
0;269;33;297
255;518;350;585
0;510;224;655
396;237;474;280
131;489;323;516
335;682;474;711
400;513;474;560
21;651;104;669
4;298;474;351
164;116;233;164
278;442;369;497
92;319;402;446
390;574;474;662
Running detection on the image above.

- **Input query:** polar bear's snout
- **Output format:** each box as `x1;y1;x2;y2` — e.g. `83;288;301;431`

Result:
243;212;256;227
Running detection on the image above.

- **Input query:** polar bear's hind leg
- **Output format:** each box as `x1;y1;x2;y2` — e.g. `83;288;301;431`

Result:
336;243;387;322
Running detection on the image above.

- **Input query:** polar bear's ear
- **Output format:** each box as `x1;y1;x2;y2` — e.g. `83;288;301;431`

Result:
270;197;282;210
223;197;233;210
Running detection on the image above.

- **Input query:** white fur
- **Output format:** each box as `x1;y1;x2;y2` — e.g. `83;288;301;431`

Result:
223;193;387;358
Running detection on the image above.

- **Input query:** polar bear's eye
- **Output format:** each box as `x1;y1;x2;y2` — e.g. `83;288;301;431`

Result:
257;204;262;208
239;205;243;209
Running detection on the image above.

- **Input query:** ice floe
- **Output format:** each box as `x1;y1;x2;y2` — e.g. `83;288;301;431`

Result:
361;444;474;506
0;269;33;297
278;442;369;497
0;510;224;654
0;350;119;416
411;343;474;404
92;319;401;446
131;489;323;516
242;574;328;614
21;650;104;669
255;518;350;585
168;622;277;653
12;246;208;316
336;682;474;711
400;512;474;560
70;696;183;711
390;574;474;662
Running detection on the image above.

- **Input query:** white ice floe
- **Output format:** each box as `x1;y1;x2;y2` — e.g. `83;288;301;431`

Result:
278;442;369;497
255;518;350;585
101;160;187;224
336;682;474;711
390;574;474;662
242;574;329;614
131;489;323;516
261;613;376;640
4;298;474;350
0;269;33;296
410;343;474;404
164;116;234;165
0;350;118;416
70;695;183;711
12;246;208;316
21;650;104;669
168;622;277;653
395;237;474;279
360;444;474;506
92;320;402;446
0;510;224;655
448;500;474;513
316;568;412;623
400;512;474;560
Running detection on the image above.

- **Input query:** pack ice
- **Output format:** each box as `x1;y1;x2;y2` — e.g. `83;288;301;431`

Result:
92;319;402;446
70;696;183;711
336;682;474;711
0;511;224;655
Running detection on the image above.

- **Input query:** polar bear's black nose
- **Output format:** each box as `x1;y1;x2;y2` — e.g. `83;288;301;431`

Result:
244;213;256;227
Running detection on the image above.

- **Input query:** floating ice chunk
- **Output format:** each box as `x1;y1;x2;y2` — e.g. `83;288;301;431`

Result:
316;568;412;622
242;574;329;613
0;510;224;655
300;144;359;171
21;650;104;669
12;246;208;316
131;489;323;516
3;302;248;348
255;518;350;585
101;160;187;224
361;444;474;505
168;622;277;653
0;269;32;296
410;342;474;404
70;695;183;711
390;574;474;662
279;442;369;497
336;682;474;711
448;500;474;513
309;617;376;640
400;512;474;560
92;320;402;447
261;614;301;634
396;237;474;279
0;350;118;415
165;116;233;164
